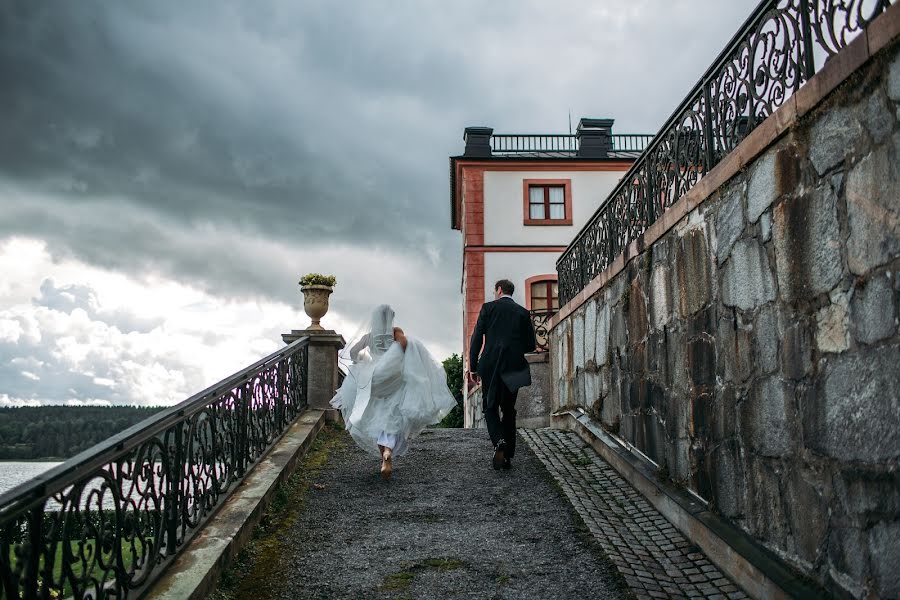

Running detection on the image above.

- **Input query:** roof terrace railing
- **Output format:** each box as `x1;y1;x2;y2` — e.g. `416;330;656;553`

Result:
557;0;895;305
489;133;654;155
0;337;310;600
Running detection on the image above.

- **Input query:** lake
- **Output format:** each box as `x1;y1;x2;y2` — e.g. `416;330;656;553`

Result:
0;461;61;497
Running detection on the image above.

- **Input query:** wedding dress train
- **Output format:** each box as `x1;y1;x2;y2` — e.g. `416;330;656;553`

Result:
330;305;457;458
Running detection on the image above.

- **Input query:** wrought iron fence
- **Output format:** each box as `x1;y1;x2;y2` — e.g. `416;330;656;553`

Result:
0;337;310;600
557;0;895;305
490;134;654;155
530;310;555;353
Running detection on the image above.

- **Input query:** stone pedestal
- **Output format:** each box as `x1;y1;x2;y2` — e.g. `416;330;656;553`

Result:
282;329;345;418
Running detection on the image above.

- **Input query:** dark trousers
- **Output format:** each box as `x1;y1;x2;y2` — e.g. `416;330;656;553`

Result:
484;380;518;458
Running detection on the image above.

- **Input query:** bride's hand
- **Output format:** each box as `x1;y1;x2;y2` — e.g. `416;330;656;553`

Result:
393;327;408;351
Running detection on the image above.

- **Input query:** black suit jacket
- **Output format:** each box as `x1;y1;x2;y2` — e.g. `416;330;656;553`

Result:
469;297;537;402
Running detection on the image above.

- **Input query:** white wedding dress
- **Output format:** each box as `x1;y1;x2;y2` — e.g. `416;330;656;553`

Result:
330;305;457;458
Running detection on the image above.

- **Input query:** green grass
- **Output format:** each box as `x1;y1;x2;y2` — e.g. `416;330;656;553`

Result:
379;558;466;594
9;537;145;598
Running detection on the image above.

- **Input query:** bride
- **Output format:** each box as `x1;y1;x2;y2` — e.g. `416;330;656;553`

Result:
330;304;457;480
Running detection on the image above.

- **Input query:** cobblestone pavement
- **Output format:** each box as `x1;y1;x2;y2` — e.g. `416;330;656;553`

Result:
247;428;627;599
521;428;750;600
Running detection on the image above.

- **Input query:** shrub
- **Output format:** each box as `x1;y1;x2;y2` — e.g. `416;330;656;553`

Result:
298;273;337;287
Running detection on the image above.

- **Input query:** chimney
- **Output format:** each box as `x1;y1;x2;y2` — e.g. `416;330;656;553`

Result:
463;126;493;157
576;118;615;158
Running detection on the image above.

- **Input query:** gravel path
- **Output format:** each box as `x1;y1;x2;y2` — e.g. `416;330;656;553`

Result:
269;427;625;600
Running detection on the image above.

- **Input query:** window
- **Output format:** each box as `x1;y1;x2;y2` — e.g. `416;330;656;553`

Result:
528;278;559;312
522;179;572;225
529;185;566;220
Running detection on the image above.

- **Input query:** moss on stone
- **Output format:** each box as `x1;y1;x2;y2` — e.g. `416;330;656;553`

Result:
210;422;347;600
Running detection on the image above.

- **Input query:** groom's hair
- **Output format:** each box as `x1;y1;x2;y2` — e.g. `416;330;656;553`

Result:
494;279;514;296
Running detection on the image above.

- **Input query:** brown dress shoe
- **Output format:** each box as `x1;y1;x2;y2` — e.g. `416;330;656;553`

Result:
492;443;506;470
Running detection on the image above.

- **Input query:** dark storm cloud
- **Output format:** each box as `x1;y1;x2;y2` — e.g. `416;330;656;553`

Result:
0;0;755;358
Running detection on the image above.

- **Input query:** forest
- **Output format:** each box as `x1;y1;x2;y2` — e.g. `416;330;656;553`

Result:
0;406;164;460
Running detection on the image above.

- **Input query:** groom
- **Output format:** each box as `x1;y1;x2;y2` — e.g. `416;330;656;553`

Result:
468;279;537;470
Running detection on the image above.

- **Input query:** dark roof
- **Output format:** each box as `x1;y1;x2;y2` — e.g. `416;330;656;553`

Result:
448;137;651;229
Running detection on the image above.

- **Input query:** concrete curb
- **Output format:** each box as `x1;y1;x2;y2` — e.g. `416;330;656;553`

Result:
552;409;826;600
145;409;327;600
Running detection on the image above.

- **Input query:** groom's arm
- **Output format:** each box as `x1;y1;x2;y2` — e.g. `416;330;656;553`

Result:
469;304;487;372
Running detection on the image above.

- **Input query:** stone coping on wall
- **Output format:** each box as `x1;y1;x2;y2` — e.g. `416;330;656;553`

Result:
553;409;826;600
144;409;328;600
550;2;900;331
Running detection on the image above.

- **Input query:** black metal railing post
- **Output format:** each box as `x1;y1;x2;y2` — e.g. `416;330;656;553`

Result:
799;0;817;81
165;420;183;556
23;506;41;600
702;83;715;174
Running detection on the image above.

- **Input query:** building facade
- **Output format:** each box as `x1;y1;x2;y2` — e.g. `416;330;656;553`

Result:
450;118;652;426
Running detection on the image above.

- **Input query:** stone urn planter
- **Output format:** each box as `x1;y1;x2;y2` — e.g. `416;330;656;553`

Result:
301;284;333;330
298;274;336;331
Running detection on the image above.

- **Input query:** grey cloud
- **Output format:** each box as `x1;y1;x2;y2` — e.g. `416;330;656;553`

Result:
1;0;756;376
34;279;164;334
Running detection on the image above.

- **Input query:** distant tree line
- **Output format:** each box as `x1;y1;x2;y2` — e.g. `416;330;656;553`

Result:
0;406;165;460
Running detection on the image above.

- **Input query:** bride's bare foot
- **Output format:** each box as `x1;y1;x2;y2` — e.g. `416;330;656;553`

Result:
380;447;393;481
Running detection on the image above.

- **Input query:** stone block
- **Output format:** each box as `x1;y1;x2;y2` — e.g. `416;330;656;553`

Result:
851;272;896;345
626;276;649;344
671;437;691;482
646;330;667;381
890;50;900;102
754;304;779;375
834;469;900;521
667;327;690;395
743;376;792;457
781;317;814;379
584;298;597;363
595;302;611;366
815;290;850;354
747;152;776;224
687;337;716;394
676;228;712;316
718;312;753;383
721;237;777;310
858;90;894;145
759;209;773;243
784;467;828;564
773;184;843;301
573;313;585;370
715;185;745;264
715;385;738;442
808;105;862;175
846;139;900;276
804;343;900;462
827;525;868;587
650;264;672;330
610;303;628;352
868;521;900;598
744;457;791;548
711;442;745;519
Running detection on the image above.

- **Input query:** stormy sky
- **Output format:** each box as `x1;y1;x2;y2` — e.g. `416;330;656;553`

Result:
0;0;753;407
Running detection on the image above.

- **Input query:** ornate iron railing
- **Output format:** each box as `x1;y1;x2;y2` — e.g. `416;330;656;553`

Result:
0;337;310;600
490;134;653;155
530;310;555;353
557;0;895;305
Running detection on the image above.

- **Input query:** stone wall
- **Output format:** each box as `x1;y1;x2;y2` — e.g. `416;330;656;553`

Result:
465;354;551;429
550;43;899;598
